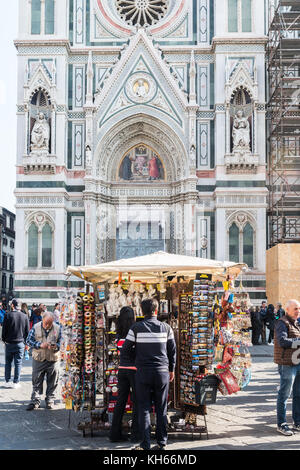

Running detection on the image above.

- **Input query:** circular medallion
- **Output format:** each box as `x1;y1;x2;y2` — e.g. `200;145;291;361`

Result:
115;0;169;27
126;73;157;103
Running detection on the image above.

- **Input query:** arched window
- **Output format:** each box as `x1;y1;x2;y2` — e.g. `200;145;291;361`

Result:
228;219;255;267
243;223;254;268
229;223;239;263
42;223;52;268
28;224;38;268
27;219;54;269
228;0;252;32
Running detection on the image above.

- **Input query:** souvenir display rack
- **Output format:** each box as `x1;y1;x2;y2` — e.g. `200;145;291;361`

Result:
213;283;252;395
62;264;252;440
60;289;106;412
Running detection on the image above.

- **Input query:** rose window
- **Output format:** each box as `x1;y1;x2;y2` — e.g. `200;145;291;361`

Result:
116;0;169;27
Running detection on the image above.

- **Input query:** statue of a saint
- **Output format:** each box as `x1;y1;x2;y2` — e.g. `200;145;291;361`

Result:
232;110;250;151
31;112;50;151
85;145;92;167
134;79;148;98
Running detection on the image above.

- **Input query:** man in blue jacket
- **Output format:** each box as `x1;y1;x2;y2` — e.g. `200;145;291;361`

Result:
0;301;5;324
121;298;177;451
0;301;6;341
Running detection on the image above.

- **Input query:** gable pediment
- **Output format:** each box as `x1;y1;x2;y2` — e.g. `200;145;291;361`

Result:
94;30;188;129
25;63;56;103
225;62;258;103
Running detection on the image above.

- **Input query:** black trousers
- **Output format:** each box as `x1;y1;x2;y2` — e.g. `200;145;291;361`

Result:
109;369;139;441
135;368;169;450
252;325;262;345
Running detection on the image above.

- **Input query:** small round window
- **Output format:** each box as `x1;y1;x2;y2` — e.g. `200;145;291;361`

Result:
116;0;169;27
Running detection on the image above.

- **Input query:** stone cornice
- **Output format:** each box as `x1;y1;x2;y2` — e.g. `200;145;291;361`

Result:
14;39;71;53
212;36;268;46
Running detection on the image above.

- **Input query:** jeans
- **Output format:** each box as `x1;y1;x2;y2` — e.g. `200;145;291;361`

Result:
135;368;169;450
277;364;300;426
109;369;140;441
5;342;25;384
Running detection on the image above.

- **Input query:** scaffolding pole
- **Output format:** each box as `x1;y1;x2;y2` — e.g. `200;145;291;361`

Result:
267;0;300;247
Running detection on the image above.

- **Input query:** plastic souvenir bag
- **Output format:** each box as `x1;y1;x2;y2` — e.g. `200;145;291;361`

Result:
214;345;224;362
218;369;240;395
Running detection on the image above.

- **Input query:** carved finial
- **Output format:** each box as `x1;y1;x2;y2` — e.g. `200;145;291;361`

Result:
189;50;196;104
86;51;94;105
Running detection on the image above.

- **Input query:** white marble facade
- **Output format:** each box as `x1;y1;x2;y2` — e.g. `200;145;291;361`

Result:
14;0;268;306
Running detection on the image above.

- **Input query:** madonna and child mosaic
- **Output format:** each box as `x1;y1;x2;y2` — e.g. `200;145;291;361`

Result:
119;145;165;181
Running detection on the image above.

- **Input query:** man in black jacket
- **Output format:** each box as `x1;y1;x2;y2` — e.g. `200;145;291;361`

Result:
121;298;177;450
2;299;29;389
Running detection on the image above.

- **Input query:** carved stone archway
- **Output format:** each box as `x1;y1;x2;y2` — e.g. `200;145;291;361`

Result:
84;114;197;264
94;114;188;182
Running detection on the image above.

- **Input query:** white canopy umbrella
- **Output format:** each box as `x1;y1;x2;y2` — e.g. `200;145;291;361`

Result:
67;251;247;284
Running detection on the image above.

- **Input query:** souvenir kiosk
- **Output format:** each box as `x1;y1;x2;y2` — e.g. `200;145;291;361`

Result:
60;252;252;439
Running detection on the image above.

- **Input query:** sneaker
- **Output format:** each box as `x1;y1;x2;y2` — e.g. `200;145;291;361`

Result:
293;424;300;432
12;383;21;389
26;403;40;411
277;423;294;436
4;381;13;388
45;403;54;410
151;444;167;451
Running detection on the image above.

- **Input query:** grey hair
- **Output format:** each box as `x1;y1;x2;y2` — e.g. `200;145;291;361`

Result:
43;313;54;322
286;299;300;310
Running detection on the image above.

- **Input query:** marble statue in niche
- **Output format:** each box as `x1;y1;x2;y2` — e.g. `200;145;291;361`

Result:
232;110;250;151
31;112;50;151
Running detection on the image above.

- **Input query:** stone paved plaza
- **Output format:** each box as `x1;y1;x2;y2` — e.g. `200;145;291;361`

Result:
0;342;299;451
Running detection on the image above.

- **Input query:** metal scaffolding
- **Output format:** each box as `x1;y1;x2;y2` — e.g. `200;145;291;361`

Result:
267;0;300;247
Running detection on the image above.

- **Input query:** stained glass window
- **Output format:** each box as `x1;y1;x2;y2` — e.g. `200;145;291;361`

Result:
229;223;239;263
243;223;254;267
31;0;41;35
228;0;252;33
116;0;168;27
228;0;238;32
28;224;38;268
42;223;53;268
45;0;55;34
242;0;252;32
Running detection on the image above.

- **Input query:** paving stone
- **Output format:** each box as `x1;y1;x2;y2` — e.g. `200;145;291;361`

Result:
0;342;297;450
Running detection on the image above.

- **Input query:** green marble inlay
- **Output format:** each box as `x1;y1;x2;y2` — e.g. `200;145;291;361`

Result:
68;65;73;110
216;181;266;188
16;182;85;192
68;121;72;169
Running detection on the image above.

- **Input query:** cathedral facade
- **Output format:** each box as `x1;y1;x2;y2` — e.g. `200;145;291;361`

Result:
14;0;268;306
